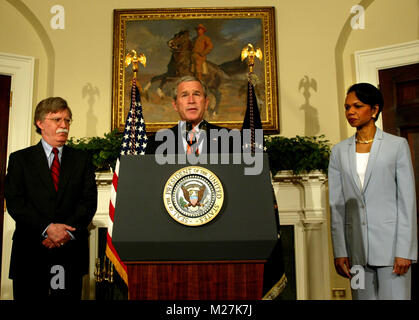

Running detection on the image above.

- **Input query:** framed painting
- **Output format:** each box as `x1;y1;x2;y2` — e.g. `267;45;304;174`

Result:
112;7;279;134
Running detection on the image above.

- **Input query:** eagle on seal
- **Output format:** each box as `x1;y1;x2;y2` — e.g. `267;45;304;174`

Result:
181;184;206;207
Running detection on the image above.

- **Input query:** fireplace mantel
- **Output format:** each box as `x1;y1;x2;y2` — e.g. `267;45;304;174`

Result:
84;170;331;300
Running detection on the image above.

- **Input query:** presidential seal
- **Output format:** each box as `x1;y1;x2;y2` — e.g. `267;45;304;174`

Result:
163;166;224;226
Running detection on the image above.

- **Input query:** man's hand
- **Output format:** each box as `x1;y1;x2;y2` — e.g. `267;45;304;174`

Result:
393;257;411;275
334;257;352;279
46;223;75;243
42;224;73;249
42;237;59;249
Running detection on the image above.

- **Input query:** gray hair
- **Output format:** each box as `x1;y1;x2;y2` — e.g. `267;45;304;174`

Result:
34;97;72;134
172;75;208;99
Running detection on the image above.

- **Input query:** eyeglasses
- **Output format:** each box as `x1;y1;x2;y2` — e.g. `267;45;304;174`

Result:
45;117;73;125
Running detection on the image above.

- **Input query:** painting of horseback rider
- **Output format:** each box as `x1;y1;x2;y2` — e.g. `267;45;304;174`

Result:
116;9;278;133
143;27;228;117
141;26;247;118
191;24;214;80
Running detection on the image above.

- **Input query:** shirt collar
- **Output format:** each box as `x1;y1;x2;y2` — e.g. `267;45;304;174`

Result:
41;139;64;157
178;120;204;133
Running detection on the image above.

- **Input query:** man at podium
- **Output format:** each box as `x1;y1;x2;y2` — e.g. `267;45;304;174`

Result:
137;75;286;299
145;75;234;155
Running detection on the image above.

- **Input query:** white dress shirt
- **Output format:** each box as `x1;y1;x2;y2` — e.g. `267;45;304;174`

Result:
179;120;205;154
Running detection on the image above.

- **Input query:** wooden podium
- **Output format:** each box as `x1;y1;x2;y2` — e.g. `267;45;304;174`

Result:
126;260;265;300
112;155;278;300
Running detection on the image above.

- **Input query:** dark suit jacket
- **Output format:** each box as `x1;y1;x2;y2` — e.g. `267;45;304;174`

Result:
146;121;238;155
5;141;97;278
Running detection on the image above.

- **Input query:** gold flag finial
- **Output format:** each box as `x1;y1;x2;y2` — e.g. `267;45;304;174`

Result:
241;43;263;74
125;49;146;79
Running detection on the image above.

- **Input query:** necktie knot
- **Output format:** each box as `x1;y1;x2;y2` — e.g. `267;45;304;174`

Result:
188;128;197;143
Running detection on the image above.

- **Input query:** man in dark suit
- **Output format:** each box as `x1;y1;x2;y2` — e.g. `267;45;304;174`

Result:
145;76;285;299
146;76;238;156
5;97;97;300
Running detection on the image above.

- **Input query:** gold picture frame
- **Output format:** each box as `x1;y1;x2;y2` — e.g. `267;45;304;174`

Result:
112;7;279;133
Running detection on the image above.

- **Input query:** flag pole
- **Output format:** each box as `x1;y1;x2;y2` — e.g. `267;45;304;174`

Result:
241;43;263;154
241;45;287;299
106;49;147;290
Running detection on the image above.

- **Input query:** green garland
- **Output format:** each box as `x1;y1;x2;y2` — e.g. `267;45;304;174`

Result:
67;129;122;171
264;135;331;176
67;130;331;176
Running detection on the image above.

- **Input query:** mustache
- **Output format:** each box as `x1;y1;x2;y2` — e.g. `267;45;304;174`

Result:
56;128;69;134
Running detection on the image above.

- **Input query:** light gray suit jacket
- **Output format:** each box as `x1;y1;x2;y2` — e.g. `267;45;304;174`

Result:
329;128;417;266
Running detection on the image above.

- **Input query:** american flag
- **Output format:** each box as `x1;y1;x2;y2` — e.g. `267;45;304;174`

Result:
241;76;286;299
106;78;147;285
241;77;264;153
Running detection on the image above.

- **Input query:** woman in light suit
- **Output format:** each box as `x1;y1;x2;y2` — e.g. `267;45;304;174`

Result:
329;83;417;300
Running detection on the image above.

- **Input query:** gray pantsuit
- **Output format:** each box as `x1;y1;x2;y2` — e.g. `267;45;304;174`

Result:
329;128;417;300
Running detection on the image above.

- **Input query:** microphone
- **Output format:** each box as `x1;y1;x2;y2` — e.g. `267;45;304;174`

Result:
186;121;193;132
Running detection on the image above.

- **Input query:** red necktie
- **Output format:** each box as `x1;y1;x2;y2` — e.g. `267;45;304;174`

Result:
51;147;60;191
186;128;199;155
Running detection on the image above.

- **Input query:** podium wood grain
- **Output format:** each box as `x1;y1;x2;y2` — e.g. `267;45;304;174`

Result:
126;260;265;300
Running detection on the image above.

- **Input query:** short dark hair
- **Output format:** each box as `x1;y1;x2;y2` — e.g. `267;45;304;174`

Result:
347;83;384;121
173;76;208;99
34;97;72;134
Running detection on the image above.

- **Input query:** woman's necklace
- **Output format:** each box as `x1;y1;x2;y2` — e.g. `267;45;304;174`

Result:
355;138;374;144
356;125;376;144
